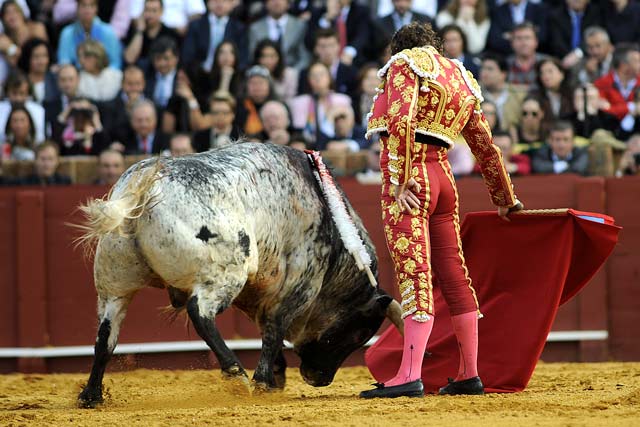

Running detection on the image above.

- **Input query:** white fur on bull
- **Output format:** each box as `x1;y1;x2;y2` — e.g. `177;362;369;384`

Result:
305;150;377;287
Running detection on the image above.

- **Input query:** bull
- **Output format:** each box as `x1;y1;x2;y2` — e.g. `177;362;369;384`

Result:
77;142;403;408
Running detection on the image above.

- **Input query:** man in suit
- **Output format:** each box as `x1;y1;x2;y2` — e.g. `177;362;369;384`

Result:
479;53;527;131
144;36;189;132
375;0;433;49
192;92;240;152
575;26;614;85
298;29;358;98
94;149;126;185
506;22;547;89
44;64;80;143
531;121;589;175
145;37;179;110
182;0;248;72
123;99;170;155
100;65;147;145
249;0;311;71
18;143;72;186
123;0;180;75
306;0;373;66
548;0;602;70
487;0;549;55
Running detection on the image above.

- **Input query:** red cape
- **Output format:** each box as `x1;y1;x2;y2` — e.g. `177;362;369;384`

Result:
365;209;621;393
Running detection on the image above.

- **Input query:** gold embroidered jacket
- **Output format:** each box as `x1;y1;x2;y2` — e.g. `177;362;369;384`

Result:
367;46;518;208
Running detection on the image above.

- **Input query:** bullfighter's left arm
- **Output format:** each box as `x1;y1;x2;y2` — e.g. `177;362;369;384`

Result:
385;59;420;187
461;110;519;207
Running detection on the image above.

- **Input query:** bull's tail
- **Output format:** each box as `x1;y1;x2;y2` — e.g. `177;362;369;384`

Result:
75;161;163;256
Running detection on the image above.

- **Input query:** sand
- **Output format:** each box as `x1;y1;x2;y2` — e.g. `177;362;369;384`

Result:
1;362;639;426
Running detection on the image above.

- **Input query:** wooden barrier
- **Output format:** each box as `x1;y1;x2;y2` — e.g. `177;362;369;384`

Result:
0;175;638;373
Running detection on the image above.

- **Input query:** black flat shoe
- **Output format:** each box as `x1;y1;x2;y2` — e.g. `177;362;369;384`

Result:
359;379;424;399
438;376;484;395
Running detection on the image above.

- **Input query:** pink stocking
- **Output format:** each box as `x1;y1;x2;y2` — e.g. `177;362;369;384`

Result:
385;316;434;387
451;311;479;381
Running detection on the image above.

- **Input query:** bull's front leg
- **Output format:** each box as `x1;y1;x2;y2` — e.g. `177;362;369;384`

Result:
253;319;287;391
273;347;287;389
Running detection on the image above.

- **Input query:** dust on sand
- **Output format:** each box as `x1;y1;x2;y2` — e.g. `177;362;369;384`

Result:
1;362;639;426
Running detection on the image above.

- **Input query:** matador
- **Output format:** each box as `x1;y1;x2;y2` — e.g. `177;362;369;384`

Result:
360;23;523;399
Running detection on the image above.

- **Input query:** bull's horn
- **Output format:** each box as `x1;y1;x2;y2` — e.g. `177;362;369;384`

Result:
386;300;404;337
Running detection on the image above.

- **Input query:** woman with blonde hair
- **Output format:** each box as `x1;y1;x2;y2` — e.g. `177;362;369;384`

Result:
436;0;490;54
76;40;122;102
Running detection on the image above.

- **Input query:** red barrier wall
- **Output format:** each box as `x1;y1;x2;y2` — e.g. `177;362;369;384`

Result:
1;175;638;373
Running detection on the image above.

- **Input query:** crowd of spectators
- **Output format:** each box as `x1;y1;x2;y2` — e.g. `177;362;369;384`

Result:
1;0;640;187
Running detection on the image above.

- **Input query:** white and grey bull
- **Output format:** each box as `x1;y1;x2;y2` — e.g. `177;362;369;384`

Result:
77;142;403;408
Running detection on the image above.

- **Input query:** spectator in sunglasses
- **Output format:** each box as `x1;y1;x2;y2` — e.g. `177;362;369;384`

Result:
511;96;546;155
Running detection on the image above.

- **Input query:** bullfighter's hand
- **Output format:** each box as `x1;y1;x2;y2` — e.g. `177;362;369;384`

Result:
498;200;524;222
394;178;422;213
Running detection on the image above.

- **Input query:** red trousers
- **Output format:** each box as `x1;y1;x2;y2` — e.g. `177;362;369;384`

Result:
381;140;480;321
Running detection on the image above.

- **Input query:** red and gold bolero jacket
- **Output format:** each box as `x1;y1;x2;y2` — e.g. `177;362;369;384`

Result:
367;46;519;208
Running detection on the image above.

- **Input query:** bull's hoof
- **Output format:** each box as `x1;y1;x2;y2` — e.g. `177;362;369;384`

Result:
221;367;251;397
273;371;286;390
252;380;283;394
222;364;247;379
77;387;103;409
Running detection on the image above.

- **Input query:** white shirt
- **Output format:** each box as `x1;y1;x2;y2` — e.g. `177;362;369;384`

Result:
551;152;573;174
203;14;229;72
268;15;289;42
376;0;437;19
510;0;528;26
392;11;413;31
129;0;205;30
154;70;176;107
77;68;123;102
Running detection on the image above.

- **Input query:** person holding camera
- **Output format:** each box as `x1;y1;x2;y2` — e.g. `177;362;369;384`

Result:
57;98;109;156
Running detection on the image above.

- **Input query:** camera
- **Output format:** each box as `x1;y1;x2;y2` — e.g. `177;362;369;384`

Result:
70;107;94;121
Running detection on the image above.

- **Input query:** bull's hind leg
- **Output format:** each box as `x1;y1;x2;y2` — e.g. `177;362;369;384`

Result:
187;280;248;382
78;293;135;408
78;236;149;408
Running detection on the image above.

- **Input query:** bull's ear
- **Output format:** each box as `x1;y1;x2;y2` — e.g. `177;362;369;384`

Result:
375;294;393;311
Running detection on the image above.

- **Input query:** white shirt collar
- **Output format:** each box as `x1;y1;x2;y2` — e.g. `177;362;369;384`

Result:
209;13;229;25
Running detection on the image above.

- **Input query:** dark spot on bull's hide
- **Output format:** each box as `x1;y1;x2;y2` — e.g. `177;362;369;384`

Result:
196;226;217;242
238;230;250;257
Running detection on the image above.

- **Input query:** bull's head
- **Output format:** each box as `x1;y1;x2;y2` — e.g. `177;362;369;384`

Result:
295;291;403;387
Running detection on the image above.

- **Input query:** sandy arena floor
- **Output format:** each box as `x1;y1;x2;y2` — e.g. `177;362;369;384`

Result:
1;362;639;426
